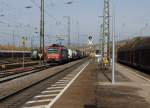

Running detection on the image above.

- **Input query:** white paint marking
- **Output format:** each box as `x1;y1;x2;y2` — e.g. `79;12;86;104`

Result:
42;90;61;93
34;94;57;98
55;82;68;84
47;86;64;90
24;105;47;108
47;62;89;108
62;78;72;80
26;99;52;104
51;84;67;87
58;79;69;82
59;79;69;82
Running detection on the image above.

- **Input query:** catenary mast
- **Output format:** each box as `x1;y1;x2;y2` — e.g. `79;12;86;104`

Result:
102;0;110;62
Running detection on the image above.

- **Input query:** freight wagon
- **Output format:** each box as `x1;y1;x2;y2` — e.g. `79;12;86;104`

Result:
0;50;31;58
117;37;150;72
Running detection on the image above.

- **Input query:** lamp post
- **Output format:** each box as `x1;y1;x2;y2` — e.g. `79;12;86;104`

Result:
76;21;80;48
112;0;116;84
11;30;15;60
64;16;71;47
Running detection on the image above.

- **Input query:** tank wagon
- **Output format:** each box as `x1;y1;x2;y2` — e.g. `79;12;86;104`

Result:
117;37;150;72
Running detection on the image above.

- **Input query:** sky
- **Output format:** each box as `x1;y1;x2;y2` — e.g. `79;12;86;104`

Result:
0;0;150;47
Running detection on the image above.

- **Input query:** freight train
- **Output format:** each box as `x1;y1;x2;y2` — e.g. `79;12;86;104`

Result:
117;37;150;72
46;44;87;64
47;44;68;63
0;44;87;64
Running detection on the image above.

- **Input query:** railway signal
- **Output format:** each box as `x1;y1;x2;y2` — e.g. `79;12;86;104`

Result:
87;36;94;56
88;36;93;45
88;36;92;40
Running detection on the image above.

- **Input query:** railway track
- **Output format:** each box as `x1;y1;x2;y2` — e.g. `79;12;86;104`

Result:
0;67;33;78
0;57;33;64
0;58;88;108
0;61;40;78
0;64;49;82
0;61;39;71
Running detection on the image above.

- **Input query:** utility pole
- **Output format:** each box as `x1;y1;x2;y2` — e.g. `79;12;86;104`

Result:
103;0;110;62
64;16;71;47
77;21;80;48
40;0;45;58
22;36;27;68
100;24;103;66
77;21;79;42
112;0;116;84
67;16;71;47
12;30;15;60
31;36;34;49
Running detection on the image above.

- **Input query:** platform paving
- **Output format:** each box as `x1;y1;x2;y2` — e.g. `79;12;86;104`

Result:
51;61;97;108
51;60;150;108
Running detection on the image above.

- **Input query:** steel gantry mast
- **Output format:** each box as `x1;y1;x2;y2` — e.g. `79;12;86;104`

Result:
100;24;103;64
40;0;44;56
102;0;110;62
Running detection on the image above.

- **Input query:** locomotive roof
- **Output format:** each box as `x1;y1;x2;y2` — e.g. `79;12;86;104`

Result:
48;44;67;50
49;44;64;47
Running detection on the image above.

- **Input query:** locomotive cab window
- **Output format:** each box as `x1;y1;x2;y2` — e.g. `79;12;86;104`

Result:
48;49;58;54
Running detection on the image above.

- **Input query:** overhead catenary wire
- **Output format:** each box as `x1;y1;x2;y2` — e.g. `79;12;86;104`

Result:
29;0;58;22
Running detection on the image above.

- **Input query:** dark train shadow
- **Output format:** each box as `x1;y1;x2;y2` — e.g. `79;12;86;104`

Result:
84;104;97;108
97;64;112;82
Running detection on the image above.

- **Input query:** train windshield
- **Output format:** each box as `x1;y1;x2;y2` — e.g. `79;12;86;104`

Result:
48;48;59;54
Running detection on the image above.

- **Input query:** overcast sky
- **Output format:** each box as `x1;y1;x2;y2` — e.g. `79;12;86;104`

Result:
0;0;150;46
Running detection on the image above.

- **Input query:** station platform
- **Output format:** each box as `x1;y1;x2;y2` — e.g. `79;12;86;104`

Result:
51;60;150;108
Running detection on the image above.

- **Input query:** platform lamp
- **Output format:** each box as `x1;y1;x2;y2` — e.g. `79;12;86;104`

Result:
112;0;116;84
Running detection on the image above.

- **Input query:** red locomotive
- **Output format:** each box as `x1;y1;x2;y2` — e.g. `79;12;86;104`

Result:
47;44;68;64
